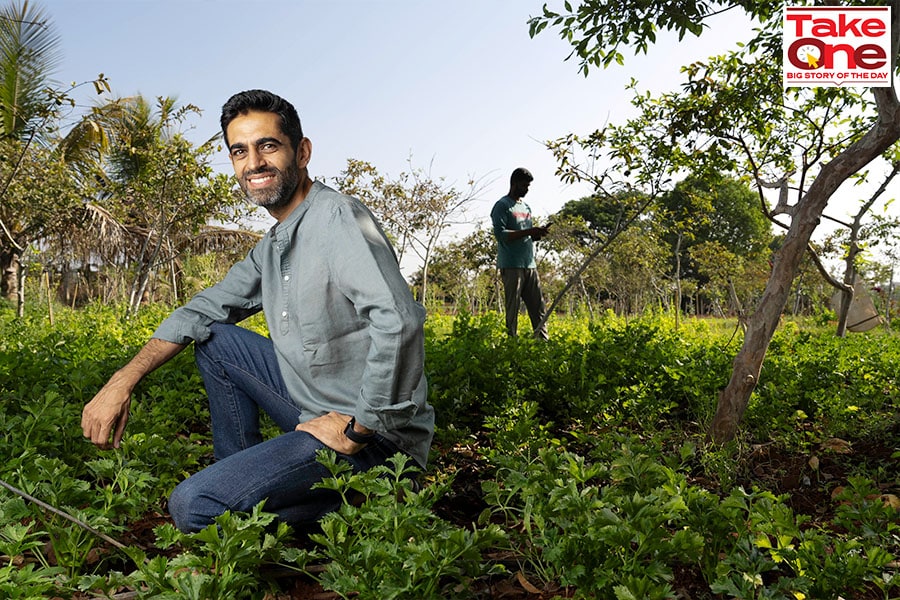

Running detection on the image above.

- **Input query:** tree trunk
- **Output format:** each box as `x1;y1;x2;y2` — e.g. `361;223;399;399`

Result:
1;247;20;303
168;240;178;305
709;83;900;444
836;243;858;338
44;271;54;326
887;265;895;328
419;264;428;303
674;231;683;332
579;277;594;319
836;161;899;335
16;260;25;318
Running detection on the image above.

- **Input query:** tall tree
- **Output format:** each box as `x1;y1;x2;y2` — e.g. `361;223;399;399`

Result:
661;177;771;271
89;96;249;313
658;175;772;317
0;0;60;139
0;0;63;303
531;0;900;443
414;228;497;312
534;115;673;332
0;137;80;308
551;192;668;315
334;158;485;302
826;160;900;336
555;192;634;240
603;223;669;315
0;1;109;312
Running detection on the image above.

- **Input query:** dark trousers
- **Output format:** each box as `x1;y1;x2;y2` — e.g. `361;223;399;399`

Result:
500;268;549;339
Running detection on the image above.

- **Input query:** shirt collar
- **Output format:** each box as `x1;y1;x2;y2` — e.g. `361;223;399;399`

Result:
268;180;325;238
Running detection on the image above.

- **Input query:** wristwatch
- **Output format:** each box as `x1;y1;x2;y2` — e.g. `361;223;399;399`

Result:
344;417;377;444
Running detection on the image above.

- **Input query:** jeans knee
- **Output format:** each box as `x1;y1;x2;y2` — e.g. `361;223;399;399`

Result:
196;322;227;354
167;480;191;532
168;478;211;533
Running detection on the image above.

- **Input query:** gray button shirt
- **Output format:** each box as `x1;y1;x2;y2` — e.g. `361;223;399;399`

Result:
153;181;434;467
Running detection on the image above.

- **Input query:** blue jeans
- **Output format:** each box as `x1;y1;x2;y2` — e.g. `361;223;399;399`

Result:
167;323;404;532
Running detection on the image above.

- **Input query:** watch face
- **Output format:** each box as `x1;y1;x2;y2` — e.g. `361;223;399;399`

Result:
797;44;821;68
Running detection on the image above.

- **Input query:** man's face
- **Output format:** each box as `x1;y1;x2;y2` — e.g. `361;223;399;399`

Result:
226;110;301;210
512;178;531;198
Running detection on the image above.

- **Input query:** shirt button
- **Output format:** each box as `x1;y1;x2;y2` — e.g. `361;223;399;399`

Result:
281;311;288;318
284;275;290;281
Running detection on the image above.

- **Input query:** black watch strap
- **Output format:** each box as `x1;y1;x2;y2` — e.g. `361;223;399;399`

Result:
344;417;377;444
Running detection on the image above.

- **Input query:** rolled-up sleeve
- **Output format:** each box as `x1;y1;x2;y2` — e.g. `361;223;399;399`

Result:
328;201;426;432
153;248;264;344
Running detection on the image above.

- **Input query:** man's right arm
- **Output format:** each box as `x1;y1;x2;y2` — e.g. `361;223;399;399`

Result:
505;226;549;242
491;201;548;242
81;337;187;449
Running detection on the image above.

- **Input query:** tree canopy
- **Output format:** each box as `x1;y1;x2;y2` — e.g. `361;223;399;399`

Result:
530;0;900;442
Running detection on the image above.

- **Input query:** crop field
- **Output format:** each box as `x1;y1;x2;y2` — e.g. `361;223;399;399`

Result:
0;304;898;599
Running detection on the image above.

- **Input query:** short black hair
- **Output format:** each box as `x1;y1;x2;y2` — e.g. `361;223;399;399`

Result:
511;167;533;184
220;89;303;151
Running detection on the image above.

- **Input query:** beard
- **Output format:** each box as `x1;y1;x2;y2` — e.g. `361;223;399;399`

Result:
239;161;301;210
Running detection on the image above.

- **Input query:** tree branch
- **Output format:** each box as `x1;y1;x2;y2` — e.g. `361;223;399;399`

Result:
0;477;135;556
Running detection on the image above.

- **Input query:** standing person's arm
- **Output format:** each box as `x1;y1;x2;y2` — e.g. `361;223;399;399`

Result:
490;200;547;242
505;226;549;241
81;338;187;449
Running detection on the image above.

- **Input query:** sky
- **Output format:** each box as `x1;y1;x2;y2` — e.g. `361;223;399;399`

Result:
40;0;763;228
38;0;899;272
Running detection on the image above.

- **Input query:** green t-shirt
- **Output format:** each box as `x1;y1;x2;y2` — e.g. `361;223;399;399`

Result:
491;195;536;269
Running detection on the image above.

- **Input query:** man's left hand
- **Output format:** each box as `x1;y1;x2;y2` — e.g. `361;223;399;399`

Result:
530;225;550;241
295;411;369;455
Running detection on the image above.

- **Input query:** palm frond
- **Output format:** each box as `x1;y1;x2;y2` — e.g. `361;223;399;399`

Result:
0;0;63;138
180;225;262;256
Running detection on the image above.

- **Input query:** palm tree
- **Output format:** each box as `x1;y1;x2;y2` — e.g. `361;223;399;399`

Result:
0;0;61;139
76;95;256;312
0;0;66;306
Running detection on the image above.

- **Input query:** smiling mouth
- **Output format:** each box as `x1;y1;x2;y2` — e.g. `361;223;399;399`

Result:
246;170;277;187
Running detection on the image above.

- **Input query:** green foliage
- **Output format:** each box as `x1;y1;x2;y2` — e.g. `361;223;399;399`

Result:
0;304;210;594
311;451;506;599
1;304;899;598
416;228;498;313
709;486;898;599
89;95;248;313
0;502;65;599
481;442;705;598
752;326;900;442
0;0;64;139
425;310;732;432
125;503;302;600
556;190;646;240
528;1;780;75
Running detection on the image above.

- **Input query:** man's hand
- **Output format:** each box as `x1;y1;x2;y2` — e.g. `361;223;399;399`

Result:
81;338;185;450
530;225;550;241
81;376;133;449
296;411;372;455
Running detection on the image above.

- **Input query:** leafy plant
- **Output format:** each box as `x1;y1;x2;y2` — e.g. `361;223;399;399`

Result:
126;502;302;600
481;443;705;598
2;305;900;598
311;450;506;600
0;518;65;599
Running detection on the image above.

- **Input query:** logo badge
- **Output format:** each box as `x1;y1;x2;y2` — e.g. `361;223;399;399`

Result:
783;6;892;87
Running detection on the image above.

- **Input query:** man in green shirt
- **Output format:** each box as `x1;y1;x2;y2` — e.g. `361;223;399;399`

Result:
490;167;550;339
